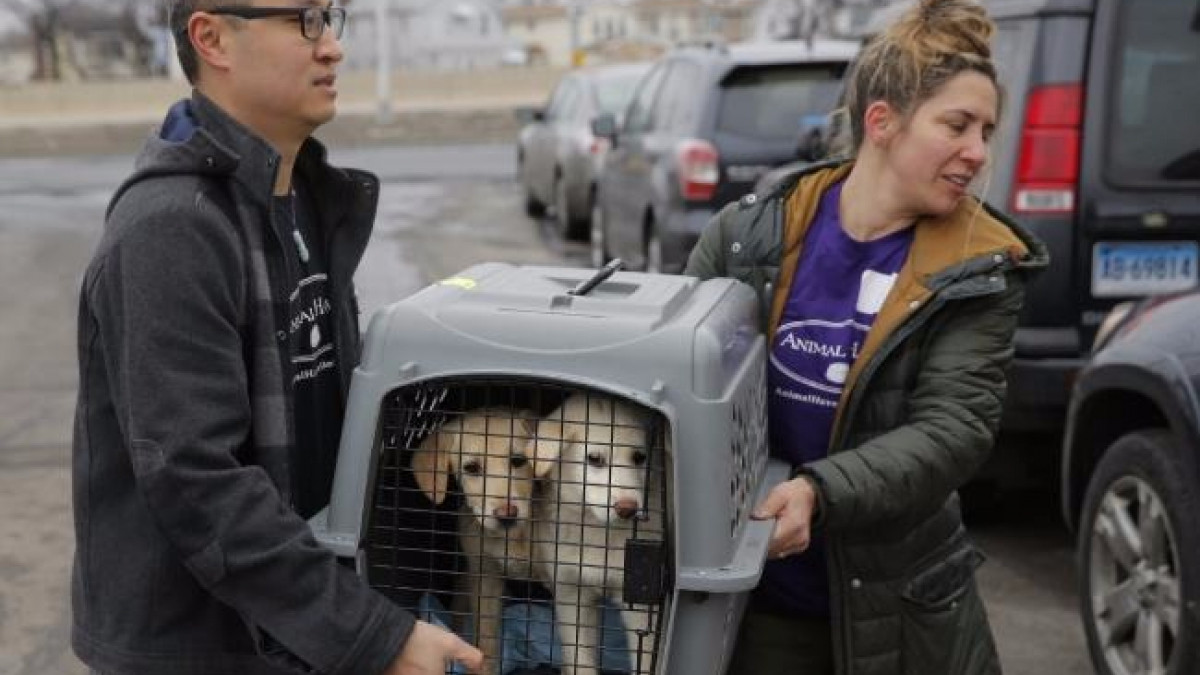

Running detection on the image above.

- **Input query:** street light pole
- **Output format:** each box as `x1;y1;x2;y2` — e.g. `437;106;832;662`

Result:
568;1;582;67
375;0;392;125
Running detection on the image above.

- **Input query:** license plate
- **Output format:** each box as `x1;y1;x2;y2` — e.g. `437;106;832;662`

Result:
1092;241;1199;298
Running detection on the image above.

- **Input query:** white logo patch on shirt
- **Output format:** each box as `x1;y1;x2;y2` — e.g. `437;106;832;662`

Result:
856;269;897;315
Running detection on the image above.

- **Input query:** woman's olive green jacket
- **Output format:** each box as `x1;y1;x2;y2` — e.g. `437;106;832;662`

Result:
685;162;1049;675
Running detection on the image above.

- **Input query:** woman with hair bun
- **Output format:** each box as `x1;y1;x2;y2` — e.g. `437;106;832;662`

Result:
686;0;1048;673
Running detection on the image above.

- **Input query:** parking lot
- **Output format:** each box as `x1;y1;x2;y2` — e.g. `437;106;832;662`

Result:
0;142;1095;674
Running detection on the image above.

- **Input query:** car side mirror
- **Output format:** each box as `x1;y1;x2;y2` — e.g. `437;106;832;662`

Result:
591;113;618;143
515;106;545;124
795;115;828;162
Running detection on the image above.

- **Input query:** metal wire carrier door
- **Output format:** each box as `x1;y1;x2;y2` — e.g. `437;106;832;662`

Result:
365;378;671;675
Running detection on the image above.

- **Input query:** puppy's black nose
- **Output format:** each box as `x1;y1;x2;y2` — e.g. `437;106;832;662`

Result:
493;502;519;527
613;498;640;521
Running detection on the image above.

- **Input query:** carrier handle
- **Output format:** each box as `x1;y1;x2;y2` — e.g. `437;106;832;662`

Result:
676;459;791;593
568;258;625;296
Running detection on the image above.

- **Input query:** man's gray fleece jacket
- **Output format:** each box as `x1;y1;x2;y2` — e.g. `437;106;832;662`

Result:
72;93;414;675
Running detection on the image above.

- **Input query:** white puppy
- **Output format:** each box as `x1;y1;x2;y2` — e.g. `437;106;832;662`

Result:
529;393;663;675
411;406;548;675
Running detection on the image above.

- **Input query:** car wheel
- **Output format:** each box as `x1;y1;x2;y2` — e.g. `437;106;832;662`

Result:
644;227;664;274
589;200;609;269
520;161;546;218
554;177;588;241
1078;429;1199;675
524;189;546;218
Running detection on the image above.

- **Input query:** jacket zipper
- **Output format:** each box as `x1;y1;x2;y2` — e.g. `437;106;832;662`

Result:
758;198;783;329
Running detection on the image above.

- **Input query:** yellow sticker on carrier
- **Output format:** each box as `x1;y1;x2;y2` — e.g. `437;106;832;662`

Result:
438;277;477;290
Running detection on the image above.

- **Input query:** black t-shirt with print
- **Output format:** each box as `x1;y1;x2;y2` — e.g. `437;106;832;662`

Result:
274;185;343;519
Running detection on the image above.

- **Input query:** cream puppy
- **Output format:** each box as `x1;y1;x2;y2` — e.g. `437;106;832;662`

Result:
412;406;546;675
529;393;662;675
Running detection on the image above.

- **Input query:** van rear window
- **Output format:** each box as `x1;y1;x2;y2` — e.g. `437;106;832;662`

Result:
1107;0;1200;183
716;64;845;140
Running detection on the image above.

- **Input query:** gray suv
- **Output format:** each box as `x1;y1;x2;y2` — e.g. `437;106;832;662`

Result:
589;39;859;272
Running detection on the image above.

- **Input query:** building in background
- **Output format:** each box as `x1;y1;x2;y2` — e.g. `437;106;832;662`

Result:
56;3;154;79
0;0;156;82
342;0;510;71
0;0;898;82
633;0;759;45
500;0;761;68
499;3;568;66
580;1;665;64
751;0;890;40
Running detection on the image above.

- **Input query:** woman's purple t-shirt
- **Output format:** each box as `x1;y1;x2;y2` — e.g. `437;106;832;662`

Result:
758;181;914;617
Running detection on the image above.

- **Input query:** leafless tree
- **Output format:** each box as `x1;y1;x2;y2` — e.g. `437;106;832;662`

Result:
1;0;150;80
1;0;73;79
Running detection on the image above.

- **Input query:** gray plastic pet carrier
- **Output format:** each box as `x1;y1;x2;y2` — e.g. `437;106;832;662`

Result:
311;263;787;675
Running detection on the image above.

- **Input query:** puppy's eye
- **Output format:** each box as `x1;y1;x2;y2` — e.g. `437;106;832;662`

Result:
510;454;528;468
462;460;482;475
632;451;647;466
587;453;607;468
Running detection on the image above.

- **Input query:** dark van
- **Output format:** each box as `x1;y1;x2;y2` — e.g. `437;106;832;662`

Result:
810;0;1200;446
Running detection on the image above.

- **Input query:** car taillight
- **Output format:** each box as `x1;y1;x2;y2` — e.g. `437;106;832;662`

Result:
588;137;608;155
1012;83;1082;215
677;139;719;201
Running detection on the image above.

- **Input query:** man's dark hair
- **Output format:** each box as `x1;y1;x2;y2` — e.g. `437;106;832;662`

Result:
167;0;223;84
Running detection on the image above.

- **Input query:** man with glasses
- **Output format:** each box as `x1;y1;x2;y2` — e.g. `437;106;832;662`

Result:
71;2;483;674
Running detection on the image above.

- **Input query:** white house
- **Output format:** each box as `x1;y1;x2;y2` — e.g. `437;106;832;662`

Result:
579;1;666;64
500;0;761;67
500;0;655;67
342;0;510;71
632;0;760;45
752;0;890;40
498;4;570;66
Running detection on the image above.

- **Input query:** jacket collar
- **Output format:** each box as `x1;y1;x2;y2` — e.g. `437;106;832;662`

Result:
187;92;356;224
184;92;282;210
768;161;1046;336
765;161;1049;430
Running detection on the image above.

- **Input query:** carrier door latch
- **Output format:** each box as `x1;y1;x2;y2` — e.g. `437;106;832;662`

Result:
624;538;667;604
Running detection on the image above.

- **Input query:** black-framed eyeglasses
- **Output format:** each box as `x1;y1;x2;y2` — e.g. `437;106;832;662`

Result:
208;6;346;42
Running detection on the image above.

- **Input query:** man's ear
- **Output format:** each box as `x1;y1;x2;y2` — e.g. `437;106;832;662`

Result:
188;11;234;75
863;101;898;146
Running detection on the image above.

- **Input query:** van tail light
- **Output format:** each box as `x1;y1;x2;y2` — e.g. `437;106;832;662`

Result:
1012;83;1082;215
677;139;720;201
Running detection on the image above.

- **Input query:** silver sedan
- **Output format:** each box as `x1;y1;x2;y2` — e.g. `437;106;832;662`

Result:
516;62;650;240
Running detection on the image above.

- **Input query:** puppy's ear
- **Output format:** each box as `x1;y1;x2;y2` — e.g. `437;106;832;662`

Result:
532;415;583;473
516;410;538;440
411;432;451;504
529;419;579;478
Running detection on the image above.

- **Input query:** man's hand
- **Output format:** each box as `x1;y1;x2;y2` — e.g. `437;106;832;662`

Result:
751;476;817;560
383;620;484;675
